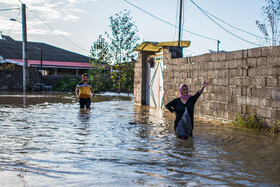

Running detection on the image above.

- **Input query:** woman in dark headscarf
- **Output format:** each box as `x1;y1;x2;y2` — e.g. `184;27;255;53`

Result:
165;81;209;139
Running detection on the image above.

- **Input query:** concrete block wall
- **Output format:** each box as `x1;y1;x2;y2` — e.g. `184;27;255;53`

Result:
134;52;154;105
163;46;280;126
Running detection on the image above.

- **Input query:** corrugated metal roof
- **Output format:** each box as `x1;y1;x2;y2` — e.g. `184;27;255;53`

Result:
0;35;95;69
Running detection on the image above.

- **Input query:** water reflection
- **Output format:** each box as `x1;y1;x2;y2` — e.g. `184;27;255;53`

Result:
0;92;279;186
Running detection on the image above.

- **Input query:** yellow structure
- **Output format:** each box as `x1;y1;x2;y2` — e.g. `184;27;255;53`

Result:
134;41;191;52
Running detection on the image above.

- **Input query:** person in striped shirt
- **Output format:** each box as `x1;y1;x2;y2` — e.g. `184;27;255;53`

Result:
76;73;94;109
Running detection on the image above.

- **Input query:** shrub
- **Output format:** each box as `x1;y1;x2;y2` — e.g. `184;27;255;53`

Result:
231;113;266;130
271;120;280;134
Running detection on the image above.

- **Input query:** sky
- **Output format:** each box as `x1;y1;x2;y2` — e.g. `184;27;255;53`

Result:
0;0;268;57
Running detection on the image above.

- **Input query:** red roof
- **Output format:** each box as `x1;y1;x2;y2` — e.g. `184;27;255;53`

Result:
7;59;91;68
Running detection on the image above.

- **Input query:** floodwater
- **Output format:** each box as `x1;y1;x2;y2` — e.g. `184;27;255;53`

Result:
0;92;280;187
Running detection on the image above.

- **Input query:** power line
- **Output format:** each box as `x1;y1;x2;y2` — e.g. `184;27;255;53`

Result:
0;8;20;11
7;9;21;36
124;0;217;41
27;8;89;53
10;1;89;54
191;1;276;43
190;0;264;47
171;0;180;46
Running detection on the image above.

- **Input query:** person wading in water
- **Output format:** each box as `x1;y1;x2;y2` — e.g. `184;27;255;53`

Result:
165;81;209;139
76;73;94;110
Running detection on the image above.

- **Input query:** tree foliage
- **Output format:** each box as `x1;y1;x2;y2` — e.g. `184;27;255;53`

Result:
88;59;112;93
89;35;113;93
106;9;139;92
89;9;139;93
256;0;280;46
90;35;112;65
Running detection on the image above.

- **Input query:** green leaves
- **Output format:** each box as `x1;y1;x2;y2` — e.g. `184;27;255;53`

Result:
89;9;139;93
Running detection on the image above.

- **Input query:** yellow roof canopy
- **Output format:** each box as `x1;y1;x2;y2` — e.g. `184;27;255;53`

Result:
134;41;191;52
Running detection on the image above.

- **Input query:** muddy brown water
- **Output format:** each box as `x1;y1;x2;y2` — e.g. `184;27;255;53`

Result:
0;92;279;186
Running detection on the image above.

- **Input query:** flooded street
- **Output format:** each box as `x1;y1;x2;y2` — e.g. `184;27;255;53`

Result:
0;92;280;186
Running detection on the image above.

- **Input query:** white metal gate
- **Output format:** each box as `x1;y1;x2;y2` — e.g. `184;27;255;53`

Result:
148;59;164;108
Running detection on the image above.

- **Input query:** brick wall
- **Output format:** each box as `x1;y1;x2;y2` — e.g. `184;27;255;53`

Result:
134;46;280;127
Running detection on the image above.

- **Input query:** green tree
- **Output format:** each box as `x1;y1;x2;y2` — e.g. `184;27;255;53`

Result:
256;0;280;46
90;35;112;64
105;9;139;93
89;35;112;93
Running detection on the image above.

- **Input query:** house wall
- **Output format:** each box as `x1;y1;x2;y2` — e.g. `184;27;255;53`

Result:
134;46;280;127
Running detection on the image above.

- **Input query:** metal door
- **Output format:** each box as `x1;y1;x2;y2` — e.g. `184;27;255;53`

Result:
149;60;164;108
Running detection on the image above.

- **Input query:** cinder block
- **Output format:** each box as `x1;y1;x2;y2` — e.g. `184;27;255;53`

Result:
216;52;226;61
257;108;272;118
263;67;279;77
266;98;280;108
237;59;247;68
256;57;267;67
231;87;242;96
271;109;280;119
247;58;257;67
261;46;273;57
266;56;280;68
204;53;211;62
228;60;239;69
267;77;278;87
220;60;229;69
271;89;280;99
228;69;242;77
236;96;246;105
253;78;266;87
232;104;242;113
248;47;262;58
233;50;243;59
248;68;257;77
270;45;280;57
246;97;266;107
225;51;234;60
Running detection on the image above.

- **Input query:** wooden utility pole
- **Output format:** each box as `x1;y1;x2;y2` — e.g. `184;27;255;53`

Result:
40;48;43;91
178;0;183;47
22;3;28;92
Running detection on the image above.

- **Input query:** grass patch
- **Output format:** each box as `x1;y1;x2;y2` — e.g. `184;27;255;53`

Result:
232;113;267;130
271;120;280;134
232;114;280;134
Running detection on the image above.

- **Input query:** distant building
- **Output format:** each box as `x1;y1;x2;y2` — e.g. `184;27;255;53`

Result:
0;34;107;76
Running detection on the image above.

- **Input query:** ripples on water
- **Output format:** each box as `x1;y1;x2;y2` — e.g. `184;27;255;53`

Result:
0;92;279;186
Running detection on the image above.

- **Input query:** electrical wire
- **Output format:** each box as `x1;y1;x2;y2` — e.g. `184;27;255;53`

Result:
190;0;264;47
27;8;89;53
123;0;217;41
9;1;89;53
7;9;21;36
195;4;276;42
171;0;179;46
0;8;20;11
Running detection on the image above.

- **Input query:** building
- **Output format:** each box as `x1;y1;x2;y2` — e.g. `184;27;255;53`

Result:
0;34;106;76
